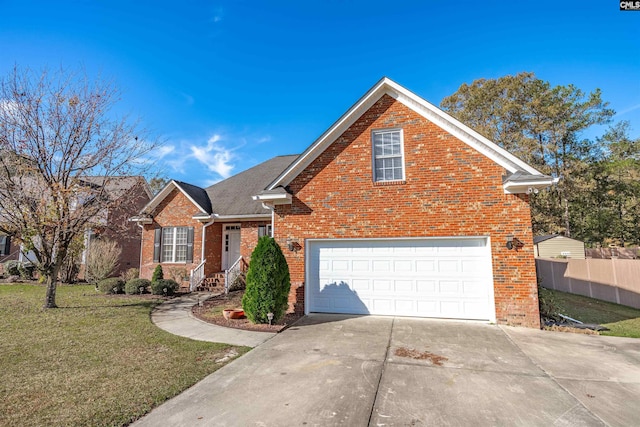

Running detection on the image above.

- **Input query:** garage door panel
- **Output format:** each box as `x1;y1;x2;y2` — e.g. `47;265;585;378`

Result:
352;260;370;271
439;280;461;293
352;279;370;291
438;260;459;273
416;280;437;293
308;238;494;320
372;260;391;272
416;260;436;272
395;280;413;292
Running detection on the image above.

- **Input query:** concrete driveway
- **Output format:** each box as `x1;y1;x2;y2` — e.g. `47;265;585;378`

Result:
134;315;640;426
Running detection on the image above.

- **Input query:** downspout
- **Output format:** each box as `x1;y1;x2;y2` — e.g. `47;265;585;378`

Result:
262;203;275;237
202;218;216;262
136;223;144;276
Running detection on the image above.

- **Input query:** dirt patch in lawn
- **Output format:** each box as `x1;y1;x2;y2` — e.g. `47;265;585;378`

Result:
191;290;303;333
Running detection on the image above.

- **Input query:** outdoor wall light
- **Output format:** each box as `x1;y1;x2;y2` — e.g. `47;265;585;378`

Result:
286;239;301;252
506;234;524;251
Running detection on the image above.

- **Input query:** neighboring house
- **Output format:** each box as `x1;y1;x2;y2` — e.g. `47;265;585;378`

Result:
134;78;556;328
0;233;18;275
79;176;152;278
533;235;586;259
4;176;151;279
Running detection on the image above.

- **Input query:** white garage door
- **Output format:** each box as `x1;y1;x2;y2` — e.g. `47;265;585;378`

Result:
307;238;495;321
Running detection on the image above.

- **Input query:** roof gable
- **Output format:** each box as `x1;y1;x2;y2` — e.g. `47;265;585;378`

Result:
133;156;298;221
266;77;554;193
139;180;211;217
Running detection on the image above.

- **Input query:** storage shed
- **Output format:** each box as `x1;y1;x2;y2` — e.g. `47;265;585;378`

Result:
533;235;585;259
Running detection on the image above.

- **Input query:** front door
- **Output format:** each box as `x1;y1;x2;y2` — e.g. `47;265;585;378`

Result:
222;224;241;270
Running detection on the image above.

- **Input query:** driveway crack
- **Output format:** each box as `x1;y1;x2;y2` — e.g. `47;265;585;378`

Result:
367;316;394;427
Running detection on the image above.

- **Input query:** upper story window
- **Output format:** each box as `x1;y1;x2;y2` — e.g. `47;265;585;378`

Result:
372;129;405;182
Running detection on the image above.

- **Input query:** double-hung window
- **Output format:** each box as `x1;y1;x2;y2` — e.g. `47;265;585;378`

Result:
372;129;404;182
258;224;273;238
160;227;190;263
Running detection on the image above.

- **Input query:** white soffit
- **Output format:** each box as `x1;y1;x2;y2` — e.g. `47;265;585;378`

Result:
267;77;542;191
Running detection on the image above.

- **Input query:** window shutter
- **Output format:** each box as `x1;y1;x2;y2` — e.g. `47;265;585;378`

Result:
186;227;194;263
153;228;162;263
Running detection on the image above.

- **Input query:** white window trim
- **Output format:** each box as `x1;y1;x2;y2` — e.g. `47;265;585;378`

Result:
371;128;406;182
161;226;189;263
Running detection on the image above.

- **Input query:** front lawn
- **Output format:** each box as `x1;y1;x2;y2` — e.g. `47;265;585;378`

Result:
0;284;249;427
544;288;640;338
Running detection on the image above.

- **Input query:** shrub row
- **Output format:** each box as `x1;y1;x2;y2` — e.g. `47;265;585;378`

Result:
3;260;35;279
96;276;178;296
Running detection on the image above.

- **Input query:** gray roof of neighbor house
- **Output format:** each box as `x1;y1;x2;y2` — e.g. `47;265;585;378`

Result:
82;176;152;200
206;155;299;216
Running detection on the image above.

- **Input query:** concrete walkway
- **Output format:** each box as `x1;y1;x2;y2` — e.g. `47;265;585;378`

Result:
151;293;276;348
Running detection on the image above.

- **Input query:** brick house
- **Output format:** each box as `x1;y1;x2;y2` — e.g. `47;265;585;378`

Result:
134;78;556;328
1;176;151;279
80;176;152;278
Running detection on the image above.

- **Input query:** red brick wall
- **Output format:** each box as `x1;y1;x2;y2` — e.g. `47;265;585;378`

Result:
139;188;271;281
240;221;270;262
274;94;540;327
104;183;150;277
140;189;205;281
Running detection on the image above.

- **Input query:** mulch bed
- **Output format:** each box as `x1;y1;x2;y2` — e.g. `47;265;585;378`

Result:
191;290;303;333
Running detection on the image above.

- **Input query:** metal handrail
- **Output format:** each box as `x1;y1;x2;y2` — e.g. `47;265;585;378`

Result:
189;259;206;292
224;256;247;294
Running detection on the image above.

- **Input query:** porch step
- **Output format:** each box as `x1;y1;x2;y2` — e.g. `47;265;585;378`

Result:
196;272;225;292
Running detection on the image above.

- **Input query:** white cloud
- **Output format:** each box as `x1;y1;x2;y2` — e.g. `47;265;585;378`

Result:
189;134;235;179
614;103;640;118
177;91;194;106
156;145;175;158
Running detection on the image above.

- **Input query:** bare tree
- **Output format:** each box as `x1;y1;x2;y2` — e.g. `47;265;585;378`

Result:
0;66;157;308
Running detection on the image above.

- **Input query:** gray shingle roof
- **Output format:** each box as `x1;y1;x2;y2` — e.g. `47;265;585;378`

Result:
173;180;212;214
80;176;151;200
206;155;298;216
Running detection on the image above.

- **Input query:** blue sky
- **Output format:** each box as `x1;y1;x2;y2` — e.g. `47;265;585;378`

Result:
1;1;638;187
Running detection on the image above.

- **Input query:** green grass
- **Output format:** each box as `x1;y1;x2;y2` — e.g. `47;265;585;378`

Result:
546;288;640;338
0;284;250;427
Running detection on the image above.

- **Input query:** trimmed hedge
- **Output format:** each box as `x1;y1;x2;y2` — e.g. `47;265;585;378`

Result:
242;236;291;324
124;278;151;295
150;279;179;296
97;278;125;294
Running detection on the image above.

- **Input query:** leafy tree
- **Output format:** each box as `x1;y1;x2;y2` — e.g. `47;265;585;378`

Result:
148;177;168;195
0;66;157;308
242;236;291;324
441;72;614;236
580;122;640;246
